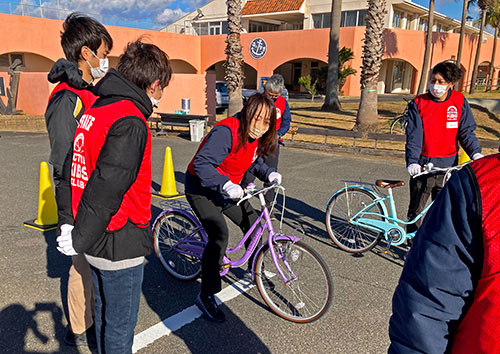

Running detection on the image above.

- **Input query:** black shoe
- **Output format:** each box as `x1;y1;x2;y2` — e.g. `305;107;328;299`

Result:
64;325;97;348
195;293;225;323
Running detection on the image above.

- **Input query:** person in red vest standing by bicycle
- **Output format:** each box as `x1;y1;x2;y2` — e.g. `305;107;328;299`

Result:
241;74;291;206
389;153;500;353
44;13;112;348
185;93;282;323
56;40;172;354
405;61;482;241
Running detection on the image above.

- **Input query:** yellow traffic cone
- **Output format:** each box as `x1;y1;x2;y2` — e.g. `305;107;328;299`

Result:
458;149;471;165
24;161;58;231
153;147;183;199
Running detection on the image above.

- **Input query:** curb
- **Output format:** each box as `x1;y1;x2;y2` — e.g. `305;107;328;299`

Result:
285;141;406;157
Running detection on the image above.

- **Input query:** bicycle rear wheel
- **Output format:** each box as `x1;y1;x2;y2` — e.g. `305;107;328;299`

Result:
326;188;384;253
153;210;205;281
255;240;333;323
390;116;407;135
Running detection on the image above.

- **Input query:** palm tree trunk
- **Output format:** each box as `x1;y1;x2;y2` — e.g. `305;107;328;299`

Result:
354;0;387;133
486;26;498;91
455;0;468;90
321;0;342;112
417;0;435;95
225;0;244;116
470;9;487;94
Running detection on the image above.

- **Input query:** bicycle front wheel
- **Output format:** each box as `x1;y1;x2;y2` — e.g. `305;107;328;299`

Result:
326;188;384;253
153;210;204;281
255;240;333;323
390;116;407;135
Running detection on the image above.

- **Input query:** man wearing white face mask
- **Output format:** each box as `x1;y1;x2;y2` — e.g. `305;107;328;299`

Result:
405;61;482;239
44;12;112;348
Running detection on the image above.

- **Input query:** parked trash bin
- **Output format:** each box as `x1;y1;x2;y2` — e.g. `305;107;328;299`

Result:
189;119;204;142
182;98;190;114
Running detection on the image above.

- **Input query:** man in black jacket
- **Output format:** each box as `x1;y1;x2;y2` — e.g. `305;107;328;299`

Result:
56;40;172;354
44;13;112;348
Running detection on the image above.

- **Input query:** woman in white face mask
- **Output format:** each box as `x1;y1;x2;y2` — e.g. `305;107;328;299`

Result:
404;61;483;245
184;93;282;323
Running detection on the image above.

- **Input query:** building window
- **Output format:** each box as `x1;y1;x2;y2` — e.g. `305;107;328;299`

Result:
249;21;279;33
0;54;9;67
405;15;414;29
193;21;227;35
358;10;367;26
312;13;331;29
392;11;403;28
0;53;24;67
209;22;221;35
314;10;366;29
418;18;428;31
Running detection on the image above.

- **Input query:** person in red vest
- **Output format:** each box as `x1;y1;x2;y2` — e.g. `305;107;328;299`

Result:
389;153;500;353
405;61;482;240
56;40;172;354
241;74;291;206
44;13;112;348
185;93;282;322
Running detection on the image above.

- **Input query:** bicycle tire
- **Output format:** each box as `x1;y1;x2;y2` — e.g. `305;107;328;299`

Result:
390;115;407;135
153;210;204;281
255;240;333;323
325;187;384;253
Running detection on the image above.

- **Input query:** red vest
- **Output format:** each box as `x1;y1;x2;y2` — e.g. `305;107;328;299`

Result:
71;100;152;230
48;82;97;112
415;90;464;158
188;116;259;184
452;154;500;354
274;96;286;131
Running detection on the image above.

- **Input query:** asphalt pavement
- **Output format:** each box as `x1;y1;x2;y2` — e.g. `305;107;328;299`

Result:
0;131;410;353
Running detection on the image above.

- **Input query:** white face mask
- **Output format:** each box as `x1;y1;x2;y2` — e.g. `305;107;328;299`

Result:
150;96;161;108
428;83;449;98
249;126;266;139
86;50;109;79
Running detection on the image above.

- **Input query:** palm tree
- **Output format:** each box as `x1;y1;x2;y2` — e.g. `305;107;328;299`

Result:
321;0;342;112
484;1;500;91
225;0;244;116
417;0;435;95
354;0;387;133
455;0;473;89
470;0;490;94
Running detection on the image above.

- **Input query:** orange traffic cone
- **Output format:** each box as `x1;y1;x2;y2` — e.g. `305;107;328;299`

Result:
153;147;183;199
24;161;58;231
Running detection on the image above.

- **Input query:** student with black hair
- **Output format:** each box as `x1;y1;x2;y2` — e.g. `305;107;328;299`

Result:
404;61;482;239
56;40;172;354
44;12;112;348
185;93;281;323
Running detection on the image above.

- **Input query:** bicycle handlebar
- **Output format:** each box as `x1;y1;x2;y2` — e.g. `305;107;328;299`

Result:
412;161;471;179
236;182;283;206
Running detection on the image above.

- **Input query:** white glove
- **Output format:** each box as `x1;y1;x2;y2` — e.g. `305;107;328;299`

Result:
407;163;421;176
472;153;484;160
268;172;282;185
222;180;244;200
56;224;77;256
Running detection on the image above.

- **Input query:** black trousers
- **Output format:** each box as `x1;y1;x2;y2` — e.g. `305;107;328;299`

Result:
241;144;280;205
186;193;259;297
406;173;445;234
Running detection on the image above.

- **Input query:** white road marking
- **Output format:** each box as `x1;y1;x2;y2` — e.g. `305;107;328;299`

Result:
132;278;255;353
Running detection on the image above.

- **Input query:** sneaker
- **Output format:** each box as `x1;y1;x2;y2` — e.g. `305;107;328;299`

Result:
195;293;225;323
64;325;97;348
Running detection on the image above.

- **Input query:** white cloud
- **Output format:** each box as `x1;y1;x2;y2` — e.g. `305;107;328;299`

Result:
155;8;187;24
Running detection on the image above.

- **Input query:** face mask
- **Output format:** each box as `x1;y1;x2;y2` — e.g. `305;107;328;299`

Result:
249;126;267;139
86;50;108;79
428;83;449;98
150;96;161;108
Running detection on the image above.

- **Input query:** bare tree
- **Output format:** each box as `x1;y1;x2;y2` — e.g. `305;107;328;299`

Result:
470;0;490;94
321;0;342;112
354;0;387;133
225;0;244;116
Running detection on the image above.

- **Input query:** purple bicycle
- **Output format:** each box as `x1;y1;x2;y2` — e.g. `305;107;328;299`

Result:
152;183;333;323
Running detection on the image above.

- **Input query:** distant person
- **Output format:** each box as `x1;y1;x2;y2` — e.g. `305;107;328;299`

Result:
44;12;112;348
389;153;500;354
241;74;291;206
56;40;172;354
185;93;281;322
405;61;482;240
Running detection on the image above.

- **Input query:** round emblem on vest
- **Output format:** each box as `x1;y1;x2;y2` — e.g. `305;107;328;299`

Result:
447;106;458;121
250;38;267;59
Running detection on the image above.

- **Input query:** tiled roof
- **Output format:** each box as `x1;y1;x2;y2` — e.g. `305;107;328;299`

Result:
242;0;304;15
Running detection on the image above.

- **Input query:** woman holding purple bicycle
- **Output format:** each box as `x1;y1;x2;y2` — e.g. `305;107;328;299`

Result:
184;93;282;323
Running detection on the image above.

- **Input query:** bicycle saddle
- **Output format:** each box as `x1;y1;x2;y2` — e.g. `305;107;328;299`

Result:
375;179;405;189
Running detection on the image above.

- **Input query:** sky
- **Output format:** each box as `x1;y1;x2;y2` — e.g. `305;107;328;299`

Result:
0;0;485;30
